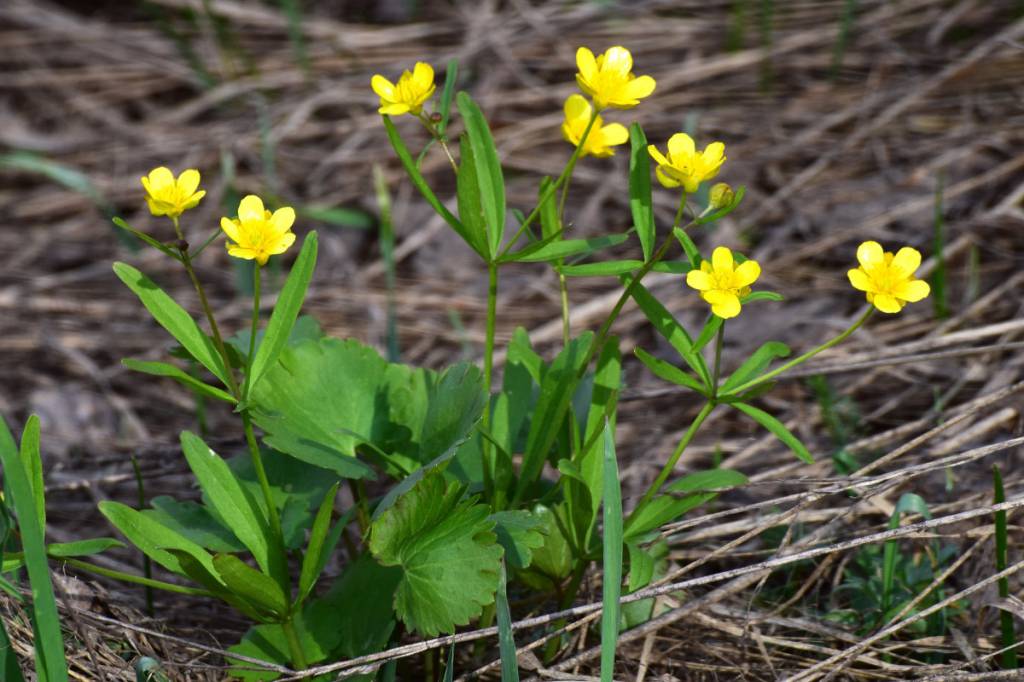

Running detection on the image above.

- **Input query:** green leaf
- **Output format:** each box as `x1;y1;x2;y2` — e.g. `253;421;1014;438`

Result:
456;91;506;258
624;492;716;539
489;510;545;570
113;263;231;387
297;204;372;229
628;124;654;262
213;553;288;618
179;432;275;580
517;504;573;591
438;60;459;136
634;348;707;394
692;315;724;354
668;469;748;493
455;135;494;260
369;472;502;636
650;260;693;274
382;117;482;258
144;497;245;553
514;333;593;502
695;185;746;225
538;176;559;240
628;280;710;386
506;328;543;383
742;290;784;304
298;482;339;604
19;415;45;532
600;421;623;682
561;260;644;277
495;562;520;682
733;402;813;464
0;616;24;682
99;501;224;586
250;338;485;479
719;341;790;395
672;227;701;269
122;359;237;404
503;234;628;264
46;538;124;557
247;231;318;395
0;416;68;682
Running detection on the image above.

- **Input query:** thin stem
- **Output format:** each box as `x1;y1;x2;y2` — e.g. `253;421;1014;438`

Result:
711;322;725;398
242;413;287;583
627;401;716;527
673;192;689;231
128;453;154;616
418;114;458;173
63;558;214;597
481;261;499;504
281;619;309;672
243;264;261;400
726;306;874;395
498;108;600;261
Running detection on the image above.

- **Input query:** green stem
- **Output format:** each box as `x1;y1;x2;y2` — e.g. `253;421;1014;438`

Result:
243;264;261;400
627;401;716;527
281;618;309;672
418;114;458;173
481;261;499;504
558;271;571;346
62;558;214;597
128;453;154;616
711;323;725;399
498;108;600;261
726;306;874;395
242;413;287;584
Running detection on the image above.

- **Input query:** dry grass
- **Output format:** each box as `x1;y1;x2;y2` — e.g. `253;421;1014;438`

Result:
1;0;1023;679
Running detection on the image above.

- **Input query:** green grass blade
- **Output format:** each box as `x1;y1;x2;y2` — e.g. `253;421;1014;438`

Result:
277;0;310;74
932;173;949;318
993;465;1018;669
374;164;400;362
600;420;623;682
495;561;520;682
18;416;44;532
0;616;25;681
0;416;69;682
830;0;858;80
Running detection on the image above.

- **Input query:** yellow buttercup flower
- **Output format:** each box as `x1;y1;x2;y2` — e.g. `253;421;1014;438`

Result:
220;195;296;266
648;133;726;193
848;241;930;313
141;167;206;218
371;62;436;116
575;46;656;110
561;94;628;158
686;246;761;319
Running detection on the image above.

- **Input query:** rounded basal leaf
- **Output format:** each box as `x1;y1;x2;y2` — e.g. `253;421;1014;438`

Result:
368;472;502;637
489;510;545;570
249;338;486;479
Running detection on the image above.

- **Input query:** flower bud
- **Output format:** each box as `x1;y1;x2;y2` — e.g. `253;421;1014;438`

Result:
709;183;734;210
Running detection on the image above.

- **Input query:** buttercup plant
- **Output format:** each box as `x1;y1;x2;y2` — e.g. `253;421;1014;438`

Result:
30;44;932;679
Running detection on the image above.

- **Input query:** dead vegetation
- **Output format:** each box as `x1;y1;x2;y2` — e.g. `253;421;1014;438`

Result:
1;0;1023;679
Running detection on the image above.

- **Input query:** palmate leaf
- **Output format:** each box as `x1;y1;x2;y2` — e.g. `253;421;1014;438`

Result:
489;510;545;570
249;338;485;479
369;471;502;637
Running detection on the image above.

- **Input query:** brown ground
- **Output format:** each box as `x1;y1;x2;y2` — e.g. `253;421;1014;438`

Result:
1;0;1023;679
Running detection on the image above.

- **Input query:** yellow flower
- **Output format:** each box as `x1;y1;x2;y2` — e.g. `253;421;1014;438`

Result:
847;241;930;313
371;62;436;116
220;195;296;266
561;95;628;158
686;246;761;319
141;167;206;218
575;46;656;110
648;134;726;193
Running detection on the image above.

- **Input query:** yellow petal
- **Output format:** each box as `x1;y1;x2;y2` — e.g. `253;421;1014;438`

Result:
601;123;629;147
705;290;741;319
564;94;590;122
734;259;761;288
667;133;696;162
238;195;265;225
146;166;174;191
621;75;656;102
220;217;241;243
711;246;733;274
145;196;165;216
891;247;922;276
686;270;712;291
269;231;297;255
847;267;871;292
872;293;903;313
379;102;410;116
895;278;930;303
646;145;669;167
412;62;434;89
701;142;725;166
177;169;201;196
269;206;296;235
576;47;598;82
182;190;206;210
601;46;633;76
654;166;680;189
856;241;884;269
227;244;257;261
371;75;395;100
